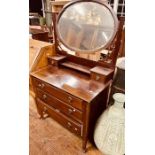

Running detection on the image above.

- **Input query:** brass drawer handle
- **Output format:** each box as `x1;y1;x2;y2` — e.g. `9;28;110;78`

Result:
42;84;45;88
74;128;78;131
38;84;42;87
43;94;47;100
68;96;73;103
43;106;47;112
38;83;45;88
68;108;76;114
67;122;72;128
55;108;60;113
43;106;49;118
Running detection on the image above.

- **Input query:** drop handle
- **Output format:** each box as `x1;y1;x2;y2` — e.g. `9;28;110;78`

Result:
38;83;45;88
43;106;49;118
55;108;60;113
43;94;47;100
43;106;47;113
67;122;72;128
38;84;42;87
68;96;73;103
68;108;76;114
41;84;45;88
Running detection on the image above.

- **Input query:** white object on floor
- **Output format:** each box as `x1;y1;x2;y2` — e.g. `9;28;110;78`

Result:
94;93;125;155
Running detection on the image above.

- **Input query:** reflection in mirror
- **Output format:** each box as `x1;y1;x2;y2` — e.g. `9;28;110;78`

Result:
58;42;112;61
57;1;118;56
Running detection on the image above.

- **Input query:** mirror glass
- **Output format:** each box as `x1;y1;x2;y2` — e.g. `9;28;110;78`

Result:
57;1;118;54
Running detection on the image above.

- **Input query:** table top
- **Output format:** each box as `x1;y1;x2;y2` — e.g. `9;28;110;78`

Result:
31;65;111;102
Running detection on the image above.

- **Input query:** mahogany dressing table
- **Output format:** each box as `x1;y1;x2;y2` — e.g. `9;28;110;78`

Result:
30;0;122;152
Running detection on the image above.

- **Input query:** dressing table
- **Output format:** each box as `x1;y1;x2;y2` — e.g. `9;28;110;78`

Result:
30;0;122;152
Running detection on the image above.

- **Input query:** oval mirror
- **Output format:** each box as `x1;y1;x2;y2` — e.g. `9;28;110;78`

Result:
57;0;118;54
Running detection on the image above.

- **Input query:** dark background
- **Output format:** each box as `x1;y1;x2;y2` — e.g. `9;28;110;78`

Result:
29;0;43;16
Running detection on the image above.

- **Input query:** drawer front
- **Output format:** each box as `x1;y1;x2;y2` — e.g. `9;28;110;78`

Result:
37;98;83;136
36;88;83;123
32;77;83;111
91;73;106;83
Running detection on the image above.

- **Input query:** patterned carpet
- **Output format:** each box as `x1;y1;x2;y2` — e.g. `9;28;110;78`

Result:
29;95;103;155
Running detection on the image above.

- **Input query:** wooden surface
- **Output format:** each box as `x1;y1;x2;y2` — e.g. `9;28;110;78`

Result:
90;66;113;76
30;4;119;150
51;1;70;13
61;61;91;74
29;39;55;73
31;66;109;103
33;77;84;111
36;88;83;123
29;94;103;155
29;39;55;91
118;17;125;58
31;61;111;152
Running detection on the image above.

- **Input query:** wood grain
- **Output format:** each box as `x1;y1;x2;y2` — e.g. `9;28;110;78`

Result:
29;39;55;91
31;66;109;103
29;94;104;155
29;39;55;73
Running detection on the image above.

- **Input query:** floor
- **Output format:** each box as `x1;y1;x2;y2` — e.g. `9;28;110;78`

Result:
29;94;104;155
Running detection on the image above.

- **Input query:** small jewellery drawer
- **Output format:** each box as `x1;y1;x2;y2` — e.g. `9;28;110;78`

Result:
36;89;83;123
37;98;83;136
32;77;83;111
91;72;107;83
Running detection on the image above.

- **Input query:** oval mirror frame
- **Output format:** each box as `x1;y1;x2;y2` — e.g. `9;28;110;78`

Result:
56;0;118;54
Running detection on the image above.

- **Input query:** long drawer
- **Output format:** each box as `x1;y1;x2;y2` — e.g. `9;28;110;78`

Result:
37;98;83;136
36;88;83;123
32;77;83;111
